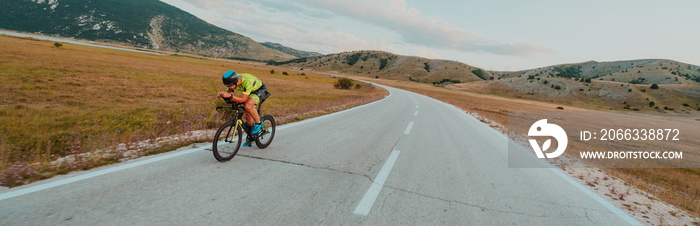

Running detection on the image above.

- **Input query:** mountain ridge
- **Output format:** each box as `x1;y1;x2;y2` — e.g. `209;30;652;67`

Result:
496;59;700;85
0;0;295;62
275;50;494;85
260;42;323;58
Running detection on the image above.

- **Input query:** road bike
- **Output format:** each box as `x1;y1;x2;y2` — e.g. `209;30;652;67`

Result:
213;92;275;162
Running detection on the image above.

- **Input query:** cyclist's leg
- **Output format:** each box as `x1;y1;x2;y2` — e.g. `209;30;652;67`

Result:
243;96;261;124
243;112;254;125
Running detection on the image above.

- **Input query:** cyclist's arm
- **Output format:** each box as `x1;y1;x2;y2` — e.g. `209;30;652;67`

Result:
228;93;249;103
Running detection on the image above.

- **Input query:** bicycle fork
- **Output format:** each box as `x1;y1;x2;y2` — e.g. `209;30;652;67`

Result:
224;121;241;143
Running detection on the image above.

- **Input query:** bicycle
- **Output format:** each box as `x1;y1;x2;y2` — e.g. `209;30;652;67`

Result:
213;92;276;162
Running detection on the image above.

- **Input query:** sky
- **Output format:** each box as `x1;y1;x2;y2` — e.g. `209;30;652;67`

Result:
159;0;700;71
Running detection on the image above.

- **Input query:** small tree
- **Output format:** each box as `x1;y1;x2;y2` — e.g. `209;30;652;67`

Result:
650;84;659;89
270;69;275;74
334;78;354;89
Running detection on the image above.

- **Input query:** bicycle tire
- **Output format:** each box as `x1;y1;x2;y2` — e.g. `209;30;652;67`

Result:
255;115;276;149
213;120;242;162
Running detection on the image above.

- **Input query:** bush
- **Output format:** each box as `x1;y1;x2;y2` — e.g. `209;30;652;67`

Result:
472;69;488;80
379;58;389;70
650;84;659;89
282;71;289;75
334;78;354;89
54;42;63;48
347;53;362;66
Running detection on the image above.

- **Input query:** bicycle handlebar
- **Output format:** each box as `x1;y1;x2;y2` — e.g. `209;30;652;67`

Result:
216;101;245;111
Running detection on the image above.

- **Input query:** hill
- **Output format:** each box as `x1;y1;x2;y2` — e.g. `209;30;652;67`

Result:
276;50;494;85
496;59;700;85
0;0;295;62
260;42;323;58
277;52;700;111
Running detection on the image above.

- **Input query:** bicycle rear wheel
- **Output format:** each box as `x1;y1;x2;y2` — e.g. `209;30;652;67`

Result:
213;120;242;162
255;115;276;149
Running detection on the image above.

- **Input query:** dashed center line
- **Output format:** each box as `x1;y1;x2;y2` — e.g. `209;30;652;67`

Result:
404;121;414;135
353;150;401;216
414;111;418;116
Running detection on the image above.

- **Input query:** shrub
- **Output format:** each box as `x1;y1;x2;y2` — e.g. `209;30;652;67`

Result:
553;65;582;78
650;84;659;89
347;53;362;66
472;69;487;80
270;69;275;74
282;71;289;75
379;58;389;70
334;78;354;89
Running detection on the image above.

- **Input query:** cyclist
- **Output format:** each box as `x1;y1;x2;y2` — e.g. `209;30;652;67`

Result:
217;70;268;146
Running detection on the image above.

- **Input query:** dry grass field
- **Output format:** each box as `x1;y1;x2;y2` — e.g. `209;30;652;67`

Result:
351;76;700;218
0;35;386;187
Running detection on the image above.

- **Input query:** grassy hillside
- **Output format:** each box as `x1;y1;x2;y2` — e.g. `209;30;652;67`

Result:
449;76;700;112
0;35;385;186
286;51;700;112
0;0;295;61
496;59;700;84
277;50;493;84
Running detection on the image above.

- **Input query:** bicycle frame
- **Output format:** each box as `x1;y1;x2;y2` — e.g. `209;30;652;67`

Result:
216;103;253;137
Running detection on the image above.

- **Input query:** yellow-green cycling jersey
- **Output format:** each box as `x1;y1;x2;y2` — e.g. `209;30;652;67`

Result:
229;73;264;104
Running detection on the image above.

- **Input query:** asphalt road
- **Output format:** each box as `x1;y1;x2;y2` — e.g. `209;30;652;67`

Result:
0;86;640;225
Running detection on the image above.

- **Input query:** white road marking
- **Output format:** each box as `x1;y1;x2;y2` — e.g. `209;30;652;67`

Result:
414;111;418;116
404;121;414;135
353;150;401;216
0;145;208;201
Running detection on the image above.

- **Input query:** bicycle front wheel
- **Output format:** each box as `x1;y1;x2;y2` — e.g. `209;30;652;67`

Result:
255;115;276;149
213;120;242;162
